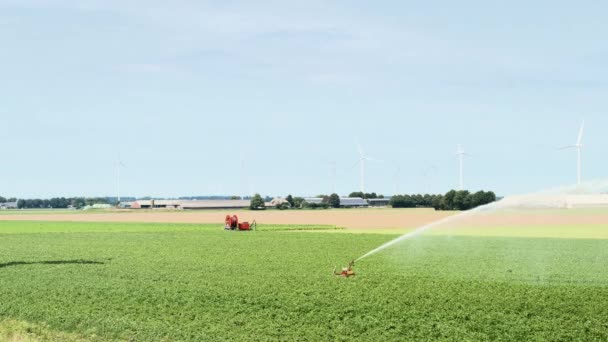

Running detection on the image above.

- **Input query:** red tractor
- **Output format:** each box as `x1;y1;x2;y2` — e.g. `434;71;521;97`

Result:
224;214;256;231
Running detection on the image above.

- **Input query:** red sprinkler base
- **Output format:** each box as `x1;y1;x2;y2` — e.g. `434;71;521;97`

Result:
334;260;355;277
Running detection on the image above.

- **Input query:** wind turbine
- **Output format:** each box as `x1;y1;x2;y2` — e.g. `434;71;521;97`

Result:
115;155;126;205
352;145;382;193
455;144;469;191
559;121;585;186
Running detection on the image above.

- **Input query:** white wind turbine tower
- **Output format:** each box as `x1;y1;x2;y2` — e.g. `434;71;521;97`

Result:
559;121;585;186
352;145;382;193
115;155;126;204
456;144;469;191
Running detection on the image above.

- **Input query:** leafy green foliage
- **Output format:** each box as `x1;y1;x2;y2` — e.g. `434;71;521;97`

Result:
0;318;94;341
349;192;381;199
276;202;290;210
302;202;329;209
292;197;305;209
0;221;606;340
286;195;295;208
16;197;110;209
328;193;340;208
249;193;266;210
390;190;496;210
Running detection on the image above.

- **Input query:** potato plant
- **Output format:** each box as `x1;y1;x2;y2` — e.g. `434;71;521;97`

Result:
0;221;607;340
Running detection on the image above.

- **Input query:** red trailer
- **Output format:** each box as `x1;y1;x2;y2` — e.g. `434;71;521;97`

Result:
224;214;256;231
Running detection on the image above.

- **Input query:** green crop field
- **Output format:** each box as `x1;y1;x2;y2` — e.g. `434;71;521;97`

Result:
1;221;607;341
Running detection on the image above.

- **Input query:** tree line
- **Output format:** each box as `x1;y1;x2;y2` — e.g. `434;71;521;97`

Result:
390;190;496;211
348;192;385;199
0;196;18;203
15;197;112;209
250;193;342;210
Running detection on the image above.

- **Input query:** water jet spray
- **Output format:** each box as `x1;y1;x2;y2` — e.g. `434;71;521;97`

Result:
355;179;608;263
355;202;497;262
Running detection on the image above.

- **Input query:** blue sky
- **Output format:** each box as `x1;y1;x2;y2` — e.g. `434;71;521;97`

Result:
1;0;607;198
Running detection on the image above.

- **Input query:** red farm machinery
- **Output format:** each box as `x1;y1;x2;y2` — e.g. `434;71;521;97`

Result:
224;214;256;231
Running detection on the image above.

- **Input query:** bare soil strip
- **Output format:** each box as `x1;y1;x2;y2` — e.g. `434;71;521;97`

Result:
0;209;454;230
3;208;608;236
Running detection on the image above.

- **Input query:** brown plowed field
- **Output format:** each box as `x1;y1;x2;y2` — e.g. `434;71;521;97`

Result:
0;209;455;230
3;208;608;232
442;209;608;228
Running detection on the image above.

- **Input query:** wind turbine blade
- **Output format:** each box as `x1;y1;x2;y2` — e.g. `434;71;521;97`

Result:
357;144;364;157
577;120;585;146
366;157;384;163
557;145;577;150
351;160;361;169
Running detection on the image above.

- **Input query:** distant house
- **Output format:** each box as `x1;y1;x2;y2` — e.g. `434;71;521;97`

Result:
92;204;112;209
304;198;324;205
303;197;369;208
0;202;18;210
340;197;369;208
367;198;390;207
131;199;251;210
266;197;289;208
118;202;133;209
181;200;251;210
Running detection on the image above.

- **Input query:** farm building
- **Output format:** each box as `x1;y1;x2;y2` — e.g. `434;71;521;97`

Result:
0;202;18;209
304;198;324;205
131;199;251;210
83;204;113;210
367;198;390;207
118;202;134;209
339;197;369;208
266;197;289;208
303;197;369;208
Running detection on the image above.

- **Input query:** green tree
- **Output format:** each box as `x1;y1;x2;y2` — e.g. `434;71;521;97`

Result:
328;193;340;208
431;195;444;210
286;195;294;208
452;190;470;210
250;194;266;210
349;192;364;198
71;198;86;209
389;195;404;208
442;190;457;210
483;191;497;204
293;197;305;209
470;191;486;208
368;192;378;199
